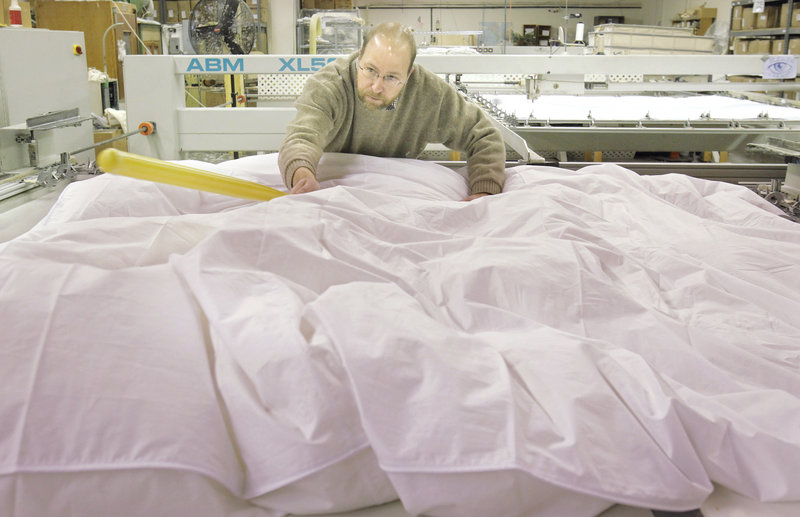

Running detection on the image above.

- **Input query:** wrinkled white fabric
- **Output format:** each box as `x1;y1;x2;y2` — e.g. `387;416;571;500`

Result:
1;153;800;517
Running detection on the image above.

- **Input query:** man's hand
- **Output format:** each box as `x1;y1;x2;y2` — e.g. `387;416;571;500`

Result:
291;167;321;194
463;192;490;201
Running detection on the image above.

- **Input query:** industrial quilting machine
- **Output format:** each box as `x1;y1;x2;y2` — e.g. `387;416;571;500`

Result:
125;52;800;164
125;52;800;211
2;52;800;517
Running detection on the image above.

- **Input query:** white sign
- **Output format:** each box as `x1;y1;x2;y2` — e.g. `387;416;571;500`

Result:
753;0;765;14
763;55;797;79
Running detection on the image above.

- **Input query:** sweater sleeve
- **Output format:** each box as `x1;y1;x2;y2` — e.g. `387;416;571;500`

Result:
278;65;347;188
435;83;506;195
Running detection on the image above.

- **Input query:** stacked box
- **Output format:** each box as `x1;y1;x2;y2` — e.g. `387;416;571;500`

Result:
742;7;756;29
165;0;179;23
178;0;190;20
780;3;800;28
747;38;772;54
730;5;742;31
732;37;749;54
755;5;780;29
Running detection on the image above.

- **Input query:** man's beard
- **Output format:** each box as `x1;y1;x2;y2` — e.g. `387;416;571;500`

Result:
357;87;394;110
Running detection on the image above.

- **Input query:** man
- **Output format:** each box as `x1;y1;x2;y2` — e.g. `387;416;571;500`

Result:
278;22;506;201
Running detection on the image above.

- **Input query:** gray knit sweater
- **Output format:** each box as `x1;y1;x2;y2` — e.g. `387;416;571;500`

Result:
278;53;506;195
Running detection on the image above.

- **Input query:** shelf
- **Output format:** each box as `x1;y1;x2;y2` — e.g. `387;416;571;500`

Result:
729;0;800;58
732;27;800;37
732;0;789;5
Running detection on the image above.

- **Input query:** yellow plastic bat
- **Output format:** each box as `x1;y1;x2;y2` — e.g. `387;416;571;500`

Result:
96;148;288;201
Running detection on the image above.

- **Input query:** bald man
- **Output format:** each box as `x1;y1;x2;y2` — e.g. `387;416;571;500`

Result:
278;22;506;201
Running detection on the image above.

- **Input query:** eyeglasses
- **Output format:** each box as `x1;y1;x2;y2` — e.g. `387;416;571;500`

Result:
357;61;405;89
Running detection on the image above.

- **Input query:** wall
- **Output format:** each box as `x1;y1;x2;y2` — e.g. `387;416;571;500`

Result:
277;1;729;53
358;5;644;46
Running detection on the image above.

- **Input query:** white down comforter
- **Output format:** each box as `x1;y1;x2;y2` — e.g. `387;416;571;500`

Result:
1;153;799;517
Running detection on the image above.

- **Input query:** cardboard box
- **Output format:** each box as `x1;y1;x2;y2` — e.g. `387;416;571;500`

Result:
335;0;353;8
732;5;743;19
200;86;227;108
742;7;756;30
790;37;800;54
748;38;772;54
732;37;748;54
1;0;31;27
731;18;743;31
756;5;780;29
177;0;190;20
249;5;267;22
94;129;128;154
773;38;786;54
689;6;716;20
316;0;335;9
301;0;315;8
778;4;800;28
165;0;179;23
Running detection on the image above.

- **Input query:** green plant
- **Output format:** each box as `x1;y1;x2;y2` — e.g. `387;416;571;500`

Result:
511;30;538;46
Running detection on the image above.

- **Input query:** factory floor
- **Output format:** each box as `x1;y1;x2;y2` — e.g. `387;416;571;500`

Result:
0;181;69;242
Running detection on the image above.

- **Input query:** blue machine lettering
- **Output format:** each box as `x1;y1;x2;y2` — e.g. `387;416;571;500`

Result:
186;57;245;72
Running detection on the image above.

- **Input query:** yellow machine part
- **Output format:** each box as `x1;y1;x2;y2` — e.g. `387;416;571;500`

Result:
96;148;288;201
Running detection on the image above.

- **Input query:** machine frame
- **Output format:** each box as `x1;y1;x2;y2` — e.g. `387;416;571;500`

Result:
126;53;800;161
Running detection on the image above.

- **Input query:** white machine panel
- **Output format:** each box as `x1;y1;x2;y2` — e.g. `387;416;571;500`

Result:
0;28;94;172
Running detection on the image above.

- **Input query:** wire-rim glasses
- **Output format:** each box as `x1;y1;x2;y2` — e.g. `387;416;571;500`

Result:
356;60;406;89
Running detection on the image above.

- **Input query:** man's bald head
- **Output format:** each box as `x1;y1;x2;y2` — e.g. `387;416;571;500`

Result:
359;22;417;73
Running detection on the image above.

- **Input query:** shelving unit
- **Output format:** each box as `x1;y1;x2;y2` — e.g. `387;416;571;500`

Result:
672;6;716;35
728;0;800;101
729;0;800;54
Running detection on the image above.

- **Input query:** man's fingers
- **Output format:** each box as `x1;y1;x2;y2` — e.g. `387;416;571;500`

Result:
291;178;320;194
291;179;309;194
463;193;490;201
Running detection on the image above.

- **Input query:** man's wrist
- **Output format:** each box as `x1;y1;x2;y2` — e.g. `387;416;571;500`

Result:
287;160;316;187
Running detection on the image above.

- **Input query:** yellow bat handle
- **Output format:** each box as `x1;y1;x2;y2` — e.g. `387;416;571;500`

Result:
96;148;288;201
